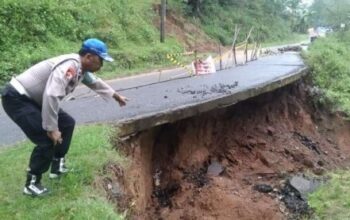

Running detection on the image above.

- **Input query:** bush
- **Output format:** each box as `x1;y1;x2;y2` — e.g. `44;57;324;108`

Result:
305;31;350;113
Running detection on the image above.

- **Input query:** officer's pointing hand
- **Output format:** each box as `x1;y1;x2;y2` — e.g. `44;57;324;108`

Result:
113;93;129;107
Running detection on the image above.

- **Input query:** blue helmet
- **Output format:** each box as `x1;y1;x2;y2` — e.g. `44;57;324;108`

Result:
81;38;114;62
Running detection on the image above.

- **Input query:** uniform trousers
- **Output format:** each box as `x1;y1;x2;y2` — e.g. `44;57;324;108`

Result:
1;84;75;175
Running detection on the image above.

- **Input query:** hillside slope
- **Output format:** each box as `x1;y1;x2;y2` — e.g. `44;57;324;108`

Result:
0;0;303;85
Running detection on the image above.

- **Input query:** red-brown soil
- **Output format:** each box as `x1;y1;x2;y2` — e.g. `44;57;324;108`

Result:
101;80;350;220
153;5;220;53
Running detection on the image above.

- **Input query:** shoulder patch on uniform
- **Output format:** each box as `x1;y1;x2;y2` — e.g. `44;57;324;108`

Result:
65;65;77;80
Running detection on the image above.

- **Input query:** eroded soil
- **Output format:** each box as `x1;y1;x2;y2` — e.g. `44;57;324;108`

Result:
100;80;350;220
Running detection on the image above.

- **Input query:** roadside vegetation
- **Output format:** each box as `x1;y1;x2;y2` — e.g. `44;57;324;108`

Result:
0;124;124;219
308;170;350;219
0;0;311;86
0;0;183;85
168;0;309;45
305;30;350;113
305;31;350;220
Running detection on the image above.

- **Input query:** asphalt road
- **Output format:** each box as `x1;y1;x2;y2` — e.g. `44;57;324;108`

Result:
0;52;305;147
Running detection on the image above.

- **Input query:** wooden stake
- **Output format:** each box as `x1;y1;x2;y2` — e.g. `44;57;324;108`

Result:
232;25;240;66
244;27;254;63
219;44;223;70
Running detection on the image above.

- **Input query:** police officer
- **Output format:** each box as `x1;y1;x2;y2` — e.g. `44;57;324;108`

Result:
1;38;128;196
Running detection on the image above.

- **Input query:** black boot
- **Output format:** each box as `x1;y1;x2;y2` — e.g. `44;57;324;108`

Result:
23;173;49;196
49;157;69;179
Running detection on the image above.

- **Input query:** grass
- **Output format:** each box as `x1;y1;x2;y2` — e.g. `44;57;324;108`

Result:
0;124;124;220
0;0;313;86
167;0;300;45
0;0;184;85
304;31;350;114
308;170;350;220
305;30;350;219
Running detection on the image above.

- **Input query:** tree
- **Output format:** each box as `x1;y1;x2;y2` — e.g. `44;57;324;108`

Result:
310;0;350;28
176;0;312;43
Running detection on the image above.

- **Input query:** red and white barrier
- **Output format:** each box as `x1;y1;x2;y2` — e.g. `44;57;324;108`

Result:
192;55;216;75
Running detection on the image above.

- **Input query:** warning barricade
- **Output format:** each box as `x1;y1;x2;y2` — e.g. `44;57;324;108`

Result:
166;52;219;77
166;53;193;75
192;55;216;75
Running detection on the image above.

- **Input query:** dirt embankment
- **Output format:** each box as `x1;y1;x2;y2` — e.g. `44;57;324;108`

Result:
153;5;220;53
100;80;350;220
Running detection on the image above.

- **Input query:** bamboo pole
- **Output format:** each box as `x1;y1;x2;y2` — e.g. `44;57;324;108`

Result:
219;44;223;70
232;25;240;66
244;27;254;63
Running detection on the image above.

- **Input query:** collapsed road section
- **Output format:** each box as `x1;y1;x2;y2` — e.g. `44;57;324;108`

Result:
95;52;350;220
116;52;307;136
103;80;350;220
103;79;350;220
